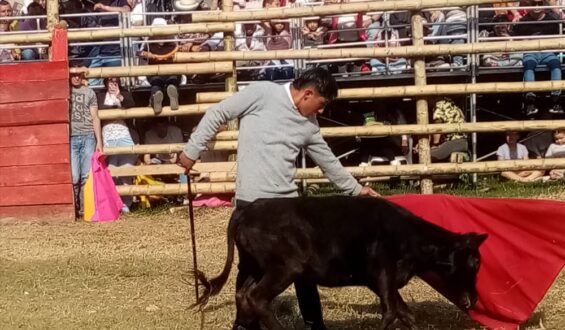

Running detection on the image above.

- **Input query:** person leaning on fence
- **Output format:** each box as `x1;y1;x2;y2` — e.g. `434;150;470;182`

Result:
513;0;564;117
426;98;469;162
179;67;379;330
69;65;103;220
545;129;565;180
97;77;137;213
497;131;544;182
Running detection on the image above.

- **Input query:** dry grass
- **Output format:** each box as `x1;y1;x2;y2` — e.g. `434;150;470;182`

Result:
1;204;564;330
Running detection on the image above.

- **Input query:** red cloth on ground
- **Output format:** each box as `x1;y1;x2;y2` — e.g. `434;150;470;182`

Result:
387;194;565;329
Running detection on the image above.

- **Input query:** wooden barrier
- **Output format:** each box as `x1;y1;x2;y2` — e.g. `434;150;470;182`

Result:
0;28;74;220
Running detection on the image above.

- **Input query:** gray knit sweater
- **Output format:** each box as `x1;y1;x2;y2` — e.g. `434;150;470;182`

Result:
183;81;362;202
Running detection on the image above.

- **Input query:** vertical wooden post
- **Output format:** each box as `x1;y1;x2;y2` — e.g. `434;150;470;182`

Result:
223;0;238;162
411;12;433;194
46;0;59;60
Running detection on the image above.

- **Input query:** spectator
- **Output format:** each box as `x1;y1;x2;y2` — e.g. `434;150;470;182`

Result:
429;98;468;162
440;7;468;68
514;0;563;116
235;22;267;81
0;0;20;62
422;10;449;68
367;20;408;74
86;0;133;86
481;15;522;67
138;18;180;114
497;131;544;182
18;2;47;61
97;77;137;213
69;65;102;219
143;117;184;165
545;129;565;180
263;20;294;80
302;17;327;47
493;1;526;22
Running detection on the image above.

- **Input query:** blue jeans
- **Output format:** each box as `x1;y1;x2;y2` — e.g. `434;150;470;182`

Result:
105;137;137;208
524;52;562;98
71;134;96;217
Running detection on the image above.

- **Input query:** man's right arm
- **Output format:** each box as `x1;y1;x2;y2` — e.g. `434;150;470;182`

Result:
182;84;264;166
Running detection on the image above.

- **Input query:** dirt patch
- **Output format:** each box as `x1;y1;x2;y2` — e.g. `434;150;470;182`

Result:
0;206;563;329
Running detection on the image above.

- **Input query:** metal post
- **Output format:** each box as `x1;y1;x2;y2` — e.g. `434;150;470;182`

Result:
411;12;433;194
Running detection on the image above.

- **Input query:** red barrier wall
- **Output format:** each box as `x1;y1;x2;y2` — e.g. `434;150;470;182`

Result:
0;28;74;220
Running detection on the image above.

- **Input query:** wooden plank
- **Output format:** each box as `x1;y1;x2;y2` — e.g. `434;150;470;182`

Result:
0;123;69;148
0;60;68;83
0;144;70;167
51;28;69;62
0;184;74;206
0;99;69;127
0;79;69;104
0;204;75;222
0;164;71;187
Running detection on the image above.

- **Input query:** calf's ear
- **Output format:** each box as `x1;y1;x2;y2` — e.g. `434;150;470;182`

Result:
463;233;488;249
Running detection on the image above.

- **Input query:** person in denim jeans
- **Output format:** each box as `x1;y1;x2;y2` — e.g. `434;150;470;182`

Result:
514;1;563;116
69;66;102;219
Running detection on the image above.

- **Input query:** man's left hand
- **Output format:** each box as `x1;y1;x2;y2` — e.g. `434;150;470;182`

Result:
359;186;381;197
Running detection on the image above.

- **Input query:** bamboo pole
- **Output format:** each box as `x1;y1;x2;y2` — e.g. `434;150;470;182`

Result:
189;0;507;22
196;92;233;104
197;80;565;104
103;141;237;155
115;158;565;195
0;23;235;44
84;61;233;78
102;120;565;154
222;0;239;163
176;37;565;63
46;0;58;31
411;12;433;194
98;103;213;120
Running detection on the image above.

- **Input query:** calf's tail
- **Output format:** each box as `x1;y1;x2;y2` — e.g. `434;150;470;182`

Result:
191;211;238;309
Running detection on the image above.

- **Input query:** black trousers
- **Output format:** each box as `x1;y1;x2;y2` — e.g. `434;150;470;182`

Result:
233;200;325;328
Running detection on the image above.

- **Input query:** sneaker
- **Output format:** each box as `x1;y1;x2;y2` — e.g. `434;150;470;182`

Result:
152;90;163;114
121;205;130;214
167;85;179;110
525;103;539;117
549;103;564;114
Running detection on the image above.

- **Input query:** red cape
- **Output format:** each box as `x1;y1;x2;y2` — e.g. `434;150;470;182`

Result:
387;194;565;330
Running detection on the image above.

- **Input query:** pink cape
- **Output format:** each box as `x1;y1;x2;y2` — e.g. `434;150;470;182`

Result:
387;194;565;329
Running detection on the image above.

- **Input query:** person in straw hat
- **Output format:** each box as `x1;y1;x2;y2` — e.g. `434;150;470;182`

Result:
179;67;379;330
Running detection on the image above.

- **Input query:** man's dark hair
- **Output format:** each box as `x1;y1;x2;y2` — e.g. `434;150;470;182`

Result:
27;2;45;15
292;67;338;101
0;0;11;7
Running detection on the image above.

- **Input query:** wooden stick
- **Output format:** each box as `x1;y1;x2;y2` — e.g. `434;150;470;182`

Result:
85;62;233;78
176;37;565;63
197;80;565;104
189;0;507;22
98;104;213;120
102;120;565;154
115;158;565;195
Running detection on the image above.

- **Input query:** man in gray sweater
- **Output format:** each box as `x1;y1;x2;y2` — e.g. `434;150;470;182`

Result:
179;68;379;330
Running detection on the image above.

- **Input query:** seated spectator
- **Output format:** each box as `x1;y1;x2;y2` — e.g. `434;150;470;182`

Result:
367;19;409;74
422;10;449;68
235;22;267;81
493;1;526;22
0;0;20;62
481;15;522;67
143;118;184;165
263;20;294;80
497;131;544;182
514;0;563;116
97;77;137;212
18;2;47;61
302;17;327;47
138;18;180;114
86;0;133;86
429;98;469;162
440;7;468;68
545;129;565;180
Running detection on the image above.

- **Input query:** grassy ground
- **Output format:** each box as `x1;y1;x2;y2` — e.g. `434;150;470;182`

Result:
0;181;564;330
